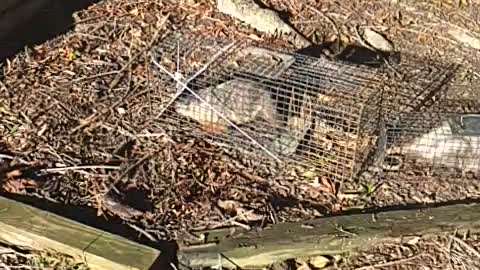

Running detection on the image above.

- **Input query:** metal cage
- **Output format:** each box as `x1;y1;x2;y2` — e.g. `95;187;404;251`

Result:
382;111;480;179
149;32;457;183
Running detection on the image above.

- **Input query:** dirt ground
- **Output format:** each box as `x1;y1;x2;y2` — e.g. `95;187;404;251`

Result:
1;0;480;269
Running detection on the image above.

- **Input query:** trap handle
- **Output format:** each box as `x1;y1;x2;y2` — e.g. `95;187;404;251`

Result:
449;113;480;135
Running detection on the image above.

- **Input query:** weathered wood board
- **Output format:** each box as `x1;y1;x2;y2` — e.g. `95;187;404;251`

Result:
0;195;161;270
179;203;480;268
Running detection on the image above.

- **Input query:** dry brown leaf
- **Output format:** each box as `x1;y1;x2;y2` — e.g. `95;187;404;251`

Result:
2;179;36;193
309;177;336;194
363;28;394;52
6;169;22;178
321;177;335;194
248;33;262;41
309;255;331;269
217;199;238;211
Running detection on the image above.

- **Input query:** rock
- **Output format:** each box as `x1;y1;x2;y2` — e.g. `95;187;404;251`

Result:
362;28;395;52
309;255;331;269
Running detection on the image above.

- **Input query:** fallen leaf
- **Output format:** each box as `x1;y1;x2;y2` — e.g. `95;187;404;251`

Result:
404;236;420;245
217;200;238;212
129;8;139;16
248;33;262;41
303;170;316;179
6;169;22;178
448;27;480;49
321;177;336;194
117;107;127;115
363;28;394;52
309;255;331;269
2;179;36;193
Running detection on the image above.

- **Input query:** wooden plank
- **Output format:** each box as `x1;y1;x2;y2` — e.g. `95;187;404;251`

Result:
0;195;160;270
178;203;480;268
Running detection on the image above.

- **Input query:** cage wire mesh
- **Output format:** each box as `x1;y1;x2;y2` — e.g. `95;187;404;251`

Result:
374;55;458;122
355;55;459;180
382;110;480;179
149;32;457;183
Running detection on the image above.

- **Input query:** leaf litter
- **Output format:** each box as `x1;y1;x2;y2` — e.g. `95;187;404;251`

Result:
2;0;480;268
0;0;336;241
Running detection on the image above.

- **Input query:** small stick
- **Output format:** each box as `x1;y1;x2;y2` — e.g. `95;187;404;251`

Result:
215;209;255;230
128;223;157;242
40;165;121;173
354;253;423;270
450;235;480;259
0;154;29;164
106;154;152;193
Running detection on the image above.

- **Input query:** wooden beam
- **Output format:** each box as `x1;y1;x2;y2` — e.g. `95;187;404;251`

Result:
178;203;480;268
0;195;160;270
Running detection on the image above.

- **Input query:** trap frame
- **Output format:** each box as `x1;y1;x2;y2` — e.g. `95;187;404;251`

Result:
381;99;480;179
383;112;480;179
149;31;457;183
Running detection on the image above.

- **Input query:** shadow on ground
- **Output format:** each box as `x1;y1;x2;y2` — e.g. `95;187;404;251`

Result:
0;0;100;63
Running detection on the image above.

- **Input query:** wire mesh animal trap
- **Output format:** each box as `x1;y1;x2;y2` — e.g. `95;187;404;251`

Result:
382;111;480;179
149;32;455;183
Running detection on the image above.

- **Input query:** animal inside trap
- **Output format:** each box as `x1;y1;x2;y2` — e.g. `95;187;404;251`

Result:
381;112;480;178
149;32;452;183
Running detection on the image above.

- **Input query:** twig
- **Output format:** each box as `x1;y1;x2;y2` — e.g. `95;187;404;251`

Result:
0;154;29;164
450;235;480;259
472;70;480;79
170;262;179;270
215;209;255;230
0;79;8;91
128;223;158;242
230;220;251;230
136;132;168;138
107;154;152;193
218;253;223;270
70;71;119;83
40;165;121;173
354;253;423;270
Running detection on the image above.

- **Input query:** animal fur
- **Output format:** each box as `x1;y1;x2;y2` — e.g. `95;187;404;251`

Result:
174;79;277;133
382;119;480;175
